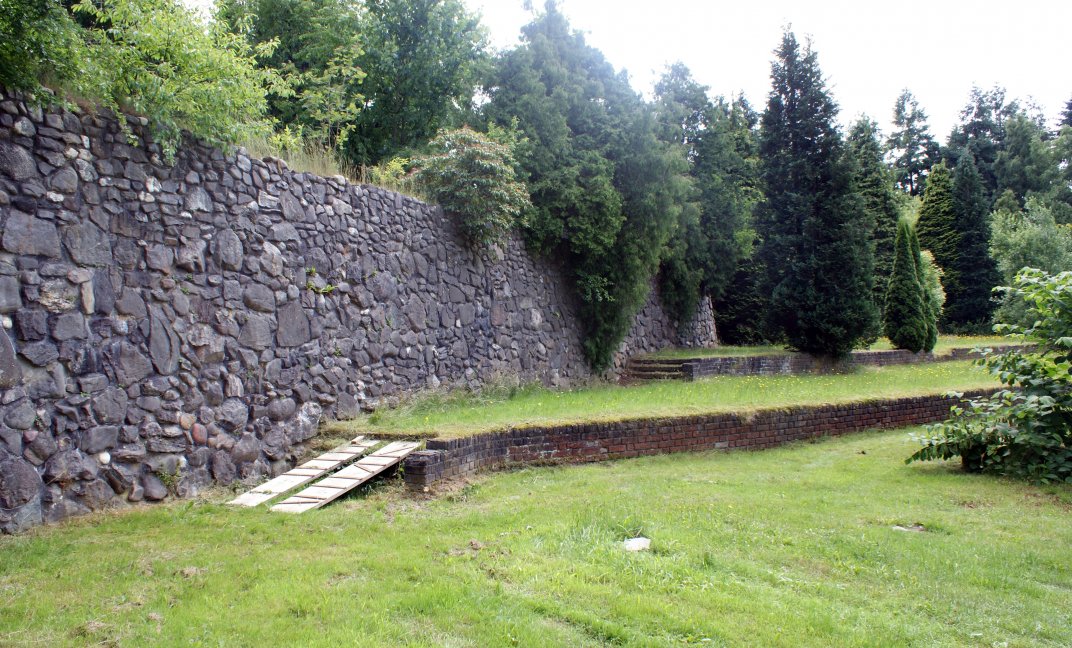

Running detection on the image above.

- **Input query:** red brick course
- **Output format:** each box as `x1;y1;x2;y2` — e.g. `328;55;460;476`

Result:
402;389;996;489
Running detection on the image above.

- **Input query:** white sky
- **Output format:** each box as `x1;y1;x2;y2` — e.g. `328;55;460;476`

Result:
464;0;1072;139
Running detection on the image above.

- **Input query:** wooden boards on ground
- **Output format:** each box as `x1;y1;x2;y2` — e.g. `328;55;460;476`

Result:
270;441;420;514
228;436;377;507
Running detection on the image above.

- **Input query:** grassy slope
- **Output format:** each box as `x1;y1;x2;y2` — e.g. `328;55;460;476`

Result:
647;335;1013;359
326;361;998;440
1;431;1069;647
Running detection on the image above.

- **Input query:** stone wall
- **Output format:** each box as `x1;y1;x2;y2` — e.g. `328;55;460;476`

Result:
0;91;714;532
402;389;995;489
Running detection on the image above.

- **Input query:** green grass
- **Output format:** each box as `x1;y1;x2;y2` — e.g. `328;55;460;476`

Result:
325;361;998;440
647;334;1014;360
1;430;1069;647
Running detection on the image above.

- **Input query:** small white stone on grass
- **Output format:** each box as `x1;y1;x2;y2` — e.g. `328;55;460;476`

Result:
623;537;651;552
892;524;926;533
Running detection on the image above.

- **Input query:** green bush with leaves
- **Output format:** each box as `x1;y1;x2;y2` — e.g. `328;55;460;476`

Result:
0;0;87;94
907;268;1072;482
990;195;1072;327
415;126;532;247
73;0;283;160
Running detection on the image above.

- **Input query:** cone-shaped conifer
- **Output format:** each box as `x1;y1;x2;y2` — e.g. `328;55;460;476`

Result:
884;220;928;352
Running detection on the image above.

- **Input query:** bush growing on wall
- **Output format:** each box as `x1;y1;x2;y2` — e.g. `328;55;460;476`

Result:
2;0;282;161
0;0;87;94
415;126;532;247
75;0;283;160
908;269;1072;482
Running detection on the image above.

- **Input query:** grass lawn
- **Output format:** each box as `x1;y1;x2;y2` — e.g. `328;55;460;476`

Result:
1;430;1069;646
325;361;999;440
647;335;1014;360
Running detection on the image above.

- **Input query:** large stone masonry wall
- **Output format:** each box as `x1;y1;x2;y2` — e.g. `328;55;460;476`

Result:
0;91;714;532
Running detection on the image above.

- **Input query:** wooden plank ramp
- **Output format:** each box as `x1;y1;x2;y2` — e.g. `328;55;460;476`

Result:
270;441;420;514
228;436;377;507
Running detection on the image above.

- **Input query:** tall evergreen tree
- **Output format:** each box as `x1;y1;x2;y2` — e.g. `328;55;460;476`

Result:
486;2;688;369
692;97;761;302
1061;95;1072;128
945;152;1000;329
944;86;1020;205
884;220;928;353
994;113;1059;206
714;256;772;344
916;160;958;288
755;31;877;356
848;117;901;318
653;64;761;322
886;90;939;195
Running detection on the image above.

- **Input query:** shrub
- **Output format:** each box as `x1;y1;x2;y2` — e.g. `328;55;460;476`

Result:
990;196;1072;328
907;268;1072;483
917;249;945;351
415;127;532;247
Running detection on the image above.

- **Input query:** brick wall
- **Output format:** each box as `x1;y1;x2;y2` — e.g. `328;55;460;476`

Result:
403;389;996;489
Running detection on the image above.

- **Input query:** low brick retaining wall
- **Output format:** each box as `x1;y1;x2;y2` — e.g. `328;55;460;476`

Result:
681;345;1019;379
402;389;996;489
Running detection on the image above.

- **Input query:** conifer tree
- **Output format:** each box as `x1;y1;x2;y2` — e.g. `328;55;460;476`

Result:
755;31;877;357
944;86;1020;205
884;220;928;352
946;152;1000;328
886;90;940;195
849;117;901;318
486;2;688;369
916;161;959;307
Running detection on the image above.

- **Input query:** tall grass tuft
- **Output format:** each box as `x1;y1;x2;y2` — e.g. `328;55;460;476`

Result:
241;131;427;200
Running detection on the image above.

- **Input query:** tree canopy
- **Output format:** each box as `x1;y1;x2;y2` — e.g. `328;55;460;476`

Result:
484;2;689;369
886;90;939;196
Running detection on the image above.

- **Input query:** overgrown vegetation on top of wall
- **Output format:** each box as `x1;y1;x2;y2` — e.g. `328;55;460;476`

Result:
1;0;280;159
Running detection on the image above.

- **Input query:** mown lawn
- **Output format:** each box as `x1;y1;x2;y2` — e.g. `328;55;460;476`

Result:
326;361;998;440
646;335;1013;360
1;431;1069;647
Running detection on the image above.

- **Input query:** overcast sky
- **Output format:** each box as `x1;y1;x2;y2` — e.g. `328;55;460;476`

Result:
464;0;1071;139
